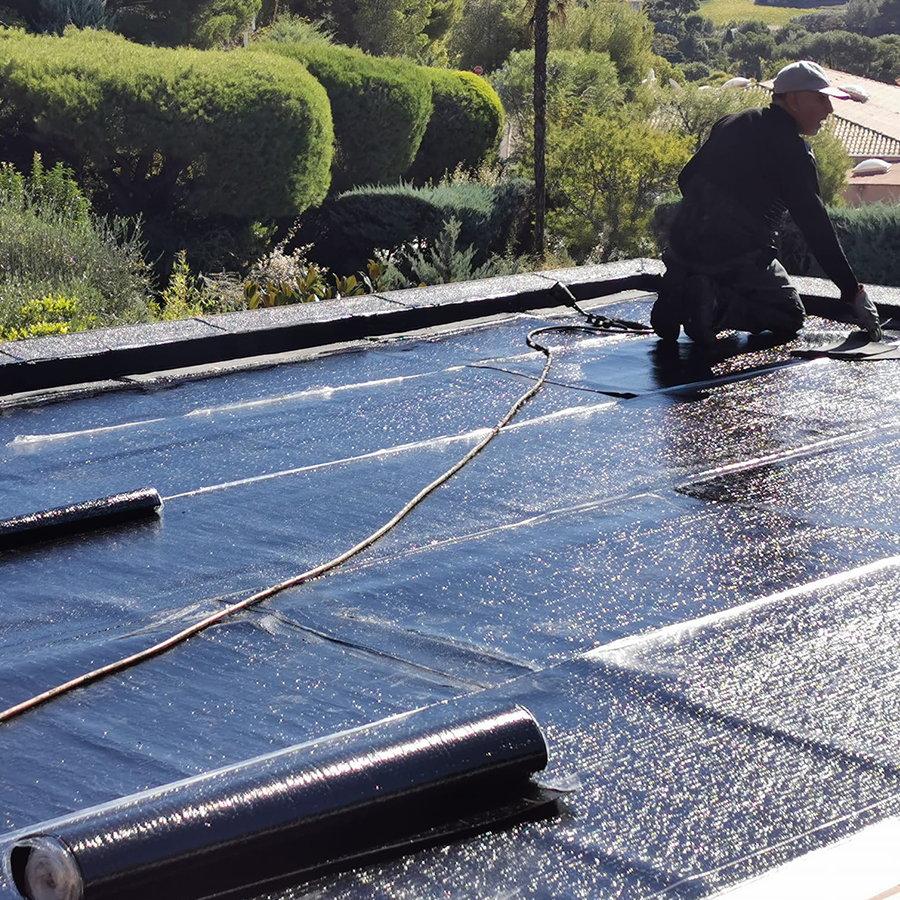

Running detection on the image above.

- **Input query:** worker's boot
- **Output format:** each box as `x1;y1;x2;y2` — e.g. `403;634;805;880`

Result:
651;256;687;341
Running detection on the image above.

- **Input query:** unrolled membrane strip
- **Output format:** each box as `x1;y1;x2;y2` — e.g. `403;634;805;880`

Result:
5;699;549;900
0;488;162;550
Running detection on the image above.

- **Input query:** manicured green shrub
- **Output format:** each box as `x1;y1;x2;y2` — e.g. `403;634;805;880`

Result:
406;69;504;185
0;29;334;226
304;178;532;272
251;39;432;191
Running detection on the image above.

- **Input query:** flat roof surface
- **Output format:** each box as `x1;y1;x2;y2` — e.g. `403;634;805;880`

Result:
2;284;900;898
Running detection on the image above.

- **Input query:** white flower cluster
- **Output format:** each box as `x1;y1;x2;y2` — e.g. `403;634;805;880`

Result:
247;243;313;287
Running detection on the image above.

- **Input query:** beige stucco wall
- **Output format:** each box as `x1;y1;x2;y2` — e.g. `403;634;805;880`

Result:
843;182;900;206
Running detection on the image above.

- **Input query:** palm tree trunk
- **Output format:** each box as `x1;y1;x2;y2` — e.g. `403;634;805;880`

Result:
533;0;548;259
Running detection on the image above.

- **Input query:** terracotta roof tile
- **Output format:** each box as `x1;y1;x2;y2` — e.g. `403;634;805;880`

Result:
830;116;900;160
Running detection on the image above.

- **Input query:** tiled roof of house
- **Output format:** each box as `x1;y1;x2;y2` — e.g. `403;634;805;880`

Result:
830;115;900;160
819;66;900;138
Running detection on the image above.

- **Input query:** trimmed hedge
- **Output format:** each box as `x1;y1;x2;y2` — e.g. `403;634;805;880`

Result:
253;40;433;192
779;203;900;287
304;178;532;273
407;68;504;185
0;28;334;224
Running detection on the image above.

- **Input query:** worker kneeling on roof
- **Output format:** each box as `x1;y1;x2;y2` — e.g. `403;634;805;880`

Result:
652;59;882;346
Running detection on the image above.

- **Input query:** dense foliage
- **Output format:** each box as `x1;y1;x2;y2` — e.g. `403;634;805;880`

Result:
0;155;152;338
445;0;528;71
552;2;660;88
774;28;900;81
5;0;262;45
0;28;333;270
302;179;532;273
407;69;504;184
548;111;692;261
655;82;768;151
642;0;900;83
252;38;432;191
493;48;624;149
779;203;900;286
257;0;461;58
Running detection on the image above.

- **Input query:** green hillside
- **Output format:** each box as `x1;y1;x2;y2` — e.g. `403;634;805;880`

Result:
700;0;844;26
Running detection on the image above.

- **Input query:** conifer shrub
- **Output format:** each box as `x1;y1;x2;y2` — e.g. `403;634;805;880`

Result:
379;216;533;287
406;69;504;185
251;40;432;192
0;29;334;229
35;0;114;33
303;178;531;273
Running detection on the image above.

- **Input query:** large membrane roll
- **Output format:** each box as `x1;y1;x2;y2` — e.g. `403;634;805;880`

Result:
0;489;162;550
5;700;548;900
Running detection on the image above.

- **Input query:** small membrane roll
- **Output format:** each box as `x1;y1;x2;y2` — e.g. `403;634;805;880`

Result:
0;488;162;550
6;699;548;900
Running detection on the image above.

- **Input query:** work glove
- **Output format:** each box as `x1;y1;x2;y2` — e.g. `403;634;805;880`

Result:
851;286;883;342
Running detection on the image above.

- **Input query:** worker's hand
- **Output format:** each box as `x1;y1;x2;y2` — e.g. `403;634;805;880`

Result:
852;286;883;342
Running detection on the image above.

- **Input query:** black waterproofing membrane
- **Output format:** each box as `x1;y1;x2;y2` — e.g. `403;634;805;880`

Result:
3;293;900;899
6;699;547;900
0;487;162;550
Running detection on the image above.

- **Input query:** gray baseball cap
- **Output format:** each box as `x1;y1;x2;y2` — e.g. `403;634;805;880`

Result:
773;60;850;98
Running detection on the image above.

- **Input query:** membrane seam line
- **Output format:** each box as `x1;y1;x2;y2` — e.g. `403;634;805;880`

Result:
0;324;609;724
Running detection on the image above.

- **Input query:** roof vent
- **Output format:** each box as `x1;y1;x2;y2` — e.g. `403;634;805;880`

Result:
841;84;869;103
841;83;869;102
852;158;892;175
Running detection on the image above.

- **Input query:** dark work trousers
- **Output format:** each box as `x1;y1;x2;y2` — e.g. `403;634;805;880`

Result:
710;257;806;335
662;250;806;338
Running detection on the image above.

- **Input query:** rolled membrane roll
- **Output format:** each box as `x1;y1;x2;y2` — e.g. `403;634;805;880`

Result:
6;699;548;900
0;489;163;550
